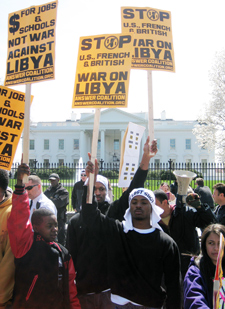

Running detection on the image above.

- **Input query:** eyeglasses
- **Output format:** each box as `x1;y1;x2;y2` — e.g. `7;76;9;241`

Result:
81;174;86;177
25;184;39;191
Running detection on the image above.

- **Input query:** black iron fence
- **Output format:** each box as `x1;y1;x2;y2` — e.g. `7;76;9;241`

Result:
9;162;225;211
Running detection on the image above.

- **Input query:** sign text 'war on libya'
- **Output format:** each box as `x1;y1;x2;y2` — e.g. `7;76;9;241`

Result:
121;7;175;72
72;34;133;108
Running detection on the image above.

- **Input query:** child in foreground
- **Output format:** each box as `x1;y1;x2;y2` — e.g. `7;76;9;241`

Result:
7;163;81;309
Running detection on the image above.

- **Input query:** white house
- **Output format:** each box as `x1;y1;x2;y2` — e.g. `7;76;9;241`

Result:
27;108;215;166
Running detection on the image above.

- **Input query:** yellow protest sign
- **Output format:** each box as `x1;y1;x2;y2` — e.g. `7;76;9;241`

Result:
4;1;58;86
72;34;133;108
121;7;175;72
0;86;33;170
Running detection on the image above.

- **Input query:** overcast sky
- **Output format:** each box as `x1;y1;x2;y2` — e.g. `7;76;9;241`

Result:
1;0;225;125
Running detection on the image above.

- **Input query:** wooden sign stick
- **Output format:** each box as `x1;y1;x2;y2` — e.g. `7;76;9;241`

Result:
88;108;101;203
147;70;154;142
22;84;31;183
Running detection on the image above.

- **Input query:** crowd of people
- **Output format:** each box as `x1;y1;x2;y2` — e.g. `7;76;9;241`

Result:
1;137;225;308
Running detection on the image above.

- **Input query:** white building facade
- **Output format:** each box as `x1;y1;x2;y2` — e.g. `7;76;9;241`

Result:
27;108;215;166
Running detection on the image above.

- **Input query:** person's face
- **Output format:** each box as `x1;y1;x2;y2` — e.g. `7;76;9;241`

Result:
155;198;170;218
0;187;5;203
94;182;106;204
81;173;87;182
33;215;58;242
50;178;59;188
212;189;224;206
161;184;169;193
206;232;220;265
130;195;152;227
25;180;41;200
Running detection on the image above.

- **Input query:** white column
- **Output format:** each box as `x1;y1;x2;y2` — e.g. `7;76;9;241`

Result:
80;130;85;162
100;130;105;162
120;130;125;162
120;129;125;145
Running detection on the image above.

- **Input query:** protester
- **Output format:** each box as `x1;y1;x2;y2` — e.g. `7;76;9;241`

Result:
213;183;225;225
7;163;81;309
81;156;182;308
183;223;225;308
108;179;114;203
194;178;214;210
154;190;216;279
26;174;57;221
160;182;176;203
170;179;178;196
72;170;87;212
0;169;15;309
67;137;158;309
44;173;69;245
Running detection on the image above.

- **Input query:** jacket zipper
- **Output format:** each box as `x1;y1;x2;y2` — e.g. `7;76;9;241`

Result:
26;274;38;301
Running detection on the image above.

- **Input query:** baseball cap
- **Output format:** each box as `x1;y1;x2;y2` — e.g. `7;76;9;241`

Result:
49;173;59;180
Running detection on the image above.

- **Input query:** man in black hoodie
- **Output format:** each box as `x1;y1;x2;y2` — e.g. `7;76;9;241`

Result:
66;137;157;309
72;170;87;212
44;173;69;245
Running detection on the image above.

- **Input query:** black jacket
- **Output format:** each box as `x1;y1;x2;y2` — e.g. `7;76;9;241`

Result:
81;187;182;308
13;233;70;309
44;183;69;221
159;197;216;278
72;180;85;211
66;167;148;295
214;204;225;225
194;185;214;210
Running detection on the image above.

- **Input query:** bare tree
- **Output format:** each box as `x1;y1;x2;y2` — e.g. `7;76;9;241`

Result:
193;49;225;161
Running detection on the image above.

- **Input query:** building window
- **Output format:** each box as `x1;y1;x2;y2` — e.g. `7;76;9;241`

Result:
73;159;79;166
59;159;64;166
154;159;160;166
44;159;49;167
59;139;64;150
73;139;79;150
29;159;35;167
44;139;49;150
171;159;176;168
186;159;192;165
201;159;207;165
201;159;207;172
170;139;175;150
186;139;191;150
114;139;119;151
29;140;35;150
97;139;101;150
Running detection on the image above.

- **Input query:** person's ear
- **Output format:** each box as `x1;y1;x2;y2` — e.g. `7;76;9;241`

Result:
33;224;39;233
163;199;169;207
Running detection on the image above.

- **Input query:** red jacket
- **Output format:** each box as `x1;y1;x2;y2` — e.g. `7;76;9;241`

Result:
8;186;80;309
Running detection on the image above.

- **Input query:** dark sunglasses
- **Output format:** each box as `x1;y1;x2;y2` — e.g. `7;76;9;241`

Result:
25;184;39;191
81;174;86;176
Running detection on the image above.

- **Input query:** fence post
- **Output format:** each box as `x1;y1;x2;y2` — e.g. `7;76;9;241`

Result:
99;159;104;173
168;158;173;184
